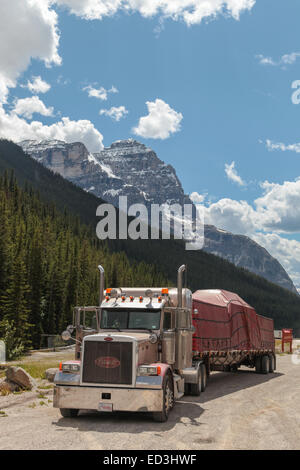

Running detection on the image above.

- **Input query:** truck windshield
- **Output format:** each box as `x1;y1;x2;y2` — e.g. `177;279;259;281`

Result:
100;309;161;330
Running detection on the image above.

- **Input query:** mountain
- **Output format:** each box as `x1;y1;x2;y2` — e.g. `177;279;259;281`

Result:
19;138;297;293
1;139;300;330
204;226;298;293
20;138;191;209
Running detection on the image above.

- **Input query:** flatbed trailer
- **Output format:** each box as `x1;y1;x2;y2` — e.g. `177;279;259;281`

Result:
192;289;276;374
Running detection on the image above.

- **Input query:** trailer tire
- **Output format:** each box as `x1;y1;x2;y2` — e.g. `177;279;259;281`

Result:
153;373;174;422
255;356;262;373
200;363;207;392
269;354;275;373
60;408;79;418
261;355;270;374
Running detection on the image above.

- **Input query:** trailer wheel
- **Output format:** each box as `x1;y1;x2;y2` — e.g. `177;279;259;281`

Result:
269;354;275;373
200;363;207;392
255;356;262;373
190;367;202;396
60;408;79;418
261;355;270;374
153;373;174;422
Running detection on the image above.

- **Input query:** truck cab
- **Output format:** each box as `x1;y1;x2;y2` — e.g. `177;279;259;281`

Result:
53;265;205;422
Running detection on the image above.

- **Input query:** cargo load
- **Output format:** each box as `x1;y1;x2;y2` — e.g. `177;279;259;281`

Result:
192;289;275;367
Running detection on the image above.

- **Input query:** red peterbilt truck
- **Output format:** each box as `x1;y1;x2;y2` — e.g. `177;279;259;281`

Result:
54;265;275;422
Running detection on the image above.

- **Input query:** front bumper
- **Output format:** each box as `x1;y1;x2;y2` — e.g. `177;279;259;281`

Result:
53;385;164;412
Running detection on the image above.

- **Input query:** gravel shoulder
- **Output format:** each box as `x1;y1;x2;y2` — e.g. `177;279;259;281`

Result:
0;354;299;450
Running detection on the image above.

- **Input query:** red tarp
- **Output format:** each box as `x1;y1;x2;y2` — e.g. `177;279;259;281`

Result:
192;289;275;353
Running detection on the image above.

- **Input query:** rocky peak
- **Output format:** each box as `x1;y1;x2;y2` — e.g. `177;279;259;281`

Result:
109;139;148;151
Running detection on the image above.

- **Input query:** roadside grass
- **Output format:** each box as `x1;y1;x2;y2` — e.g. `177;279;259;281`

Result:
14;361;60;379
0;382;11;396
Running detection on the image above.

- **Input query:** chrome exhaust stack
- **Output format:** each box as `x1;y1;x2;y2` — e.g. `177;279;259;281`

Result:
177;264;186;308
98;265;105;306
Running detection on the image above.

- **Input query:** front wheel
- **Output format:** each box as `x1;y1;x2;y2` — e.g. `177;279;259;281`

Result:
60;408;79;418
153;373;174;422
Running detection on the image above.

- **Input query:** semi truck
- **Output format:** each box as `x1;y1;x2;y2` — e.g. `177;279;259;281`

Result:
53;264;275;422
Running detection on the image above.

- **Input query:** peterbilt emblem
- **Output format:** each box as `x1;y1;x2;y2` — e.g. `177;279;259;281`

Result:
95;356;120;368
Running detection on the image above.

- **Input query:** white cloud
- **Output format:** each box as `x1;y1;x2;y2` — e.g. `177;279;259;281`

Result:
266;139;300;154
0;0;61;102
256;52;300;67
24;76;51;94
55;0;122;19
190;192;206;204
225;161;245;186
0;105;103;152
55;0;255;25
83;85;118;101
13;96;54;120
255;179;300;233
253;232;300;291
204;198;257;235
99;105;128;121
204;177;300;235
133;99;183;139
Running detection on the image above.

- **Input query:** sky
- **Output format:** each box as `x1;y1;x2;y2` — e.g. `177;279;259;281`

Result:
1;0;300;289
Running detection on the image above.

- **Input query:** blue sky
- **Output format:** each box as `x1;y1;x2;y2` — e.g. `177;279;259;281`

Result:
1;0;300;288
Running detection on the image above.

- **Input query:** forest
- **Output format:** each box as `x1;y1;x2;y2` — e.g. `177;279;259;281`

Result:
0;170;167;358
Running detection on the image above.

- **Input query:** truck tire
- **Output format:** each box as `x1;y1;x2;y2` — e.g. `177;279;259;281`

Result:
269;354;275;373
190;367;202;396
153;373;174;422
255;356;262;373
200;363;207;392
60;408;79;418
261;355;270;374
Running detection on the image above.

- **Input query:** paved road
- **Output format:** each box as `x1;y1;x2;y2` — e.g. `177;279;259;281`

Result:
0;354;299;450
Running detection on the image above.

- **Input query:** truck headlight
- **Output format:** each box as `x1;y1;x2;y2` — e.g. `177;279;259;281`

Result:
138;365;161;376
62;363;80;373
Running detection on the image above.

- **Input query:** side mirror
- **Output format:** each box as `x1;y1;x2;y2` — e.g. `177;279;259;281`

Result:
61;330;72;342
